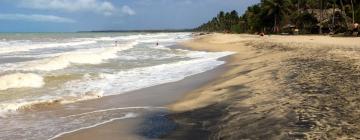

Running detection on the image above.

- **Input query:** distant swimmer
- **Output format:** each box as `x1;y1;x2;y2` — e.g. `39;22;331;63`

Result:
156;42;159;46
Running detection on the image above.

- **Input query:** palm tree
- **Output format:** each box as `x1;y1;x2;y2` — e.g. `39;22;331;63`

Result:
297;0;300;14
217;11;226;31
331;0;336;28
290;0;302;14
245;4;263;32
319;0;324;34
351;0;355;24
262;0;292;33
230;10;239;25
339;0;348;26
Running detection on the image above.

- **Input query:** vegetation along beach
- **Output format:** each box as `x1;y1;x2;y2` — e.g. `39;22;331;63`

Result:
1;0;360;140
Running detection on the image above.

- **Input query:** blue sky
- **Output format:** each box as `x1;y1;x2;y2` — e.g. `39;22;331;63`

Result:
0;0;260;32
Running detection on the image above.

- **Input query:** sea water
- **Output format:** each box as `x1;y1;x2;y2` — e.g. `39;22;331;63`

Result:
0;32;233;139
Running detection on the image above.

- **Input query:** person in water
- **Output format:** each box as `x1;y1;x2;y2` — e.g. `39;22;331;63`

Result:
156;42;159;46
115;41;118;46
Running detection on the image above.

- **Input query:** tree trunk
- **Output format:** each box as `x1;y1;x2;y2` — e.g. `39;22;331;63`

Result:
332;1;335;27
340;0;348;28
274;15;279;33
319;0;323;34
298;0;300;14
351;0;355;24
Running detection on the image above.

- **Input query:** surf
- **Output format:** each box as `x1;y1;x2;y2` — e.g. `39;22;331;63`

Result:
0;73;44;91
1;42;137;71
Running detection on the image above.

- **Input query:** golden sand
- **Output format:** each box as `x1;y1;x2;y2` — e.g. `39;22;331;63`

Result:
168;33;360;139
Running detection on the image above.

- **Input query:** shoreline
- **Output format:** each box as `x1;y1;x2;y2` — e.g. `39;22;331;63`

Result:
53;51;230;140
164;33;360;139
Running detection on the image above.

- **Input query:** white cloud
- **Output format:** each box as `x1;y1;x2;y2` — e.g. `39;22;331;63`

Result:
121;5;136;16
135;0;194;5
0;13;76;23
19;0;118;16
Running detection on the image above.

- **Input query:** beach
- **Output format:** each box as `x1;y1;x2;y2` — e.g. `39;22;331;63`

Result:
2;0;360;139
0;32;234;139
166;33;360;139
2;32;360;139
54;62;227;140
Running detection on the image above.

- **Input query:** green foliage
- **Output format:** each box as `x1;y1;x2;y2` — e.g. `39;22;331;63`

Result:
291;11;318;34
230;24;243;33
196;0;360;34
244;4;265;33
196;10;240;32
355;2;360;23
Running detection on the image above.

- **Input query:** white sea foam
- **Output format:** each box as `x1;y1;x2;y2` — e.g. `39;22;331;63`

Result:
0;40;97;54
0;32;229;139
0;33;190;55
0;51;234;113
109;33;190;43
59;51;235;98
0;89;104;114
0;73;44;91
1;42;137;71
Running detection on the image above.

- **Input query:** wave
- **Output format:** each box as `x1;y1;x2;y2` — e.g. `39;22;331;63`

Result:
0;51;234;114
106;33;190;43
0;105;167;139
47;112;137;140
48;106;167;140
0;40;97;54
0;73;44;91
0;33;191;62
59;51;235;97
2;42;137;71
62;106;166;118
0;89;103;114
0;33;190;55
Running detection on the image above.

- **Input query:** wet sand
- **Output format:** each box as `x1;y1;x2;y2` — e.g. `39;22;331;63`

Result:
166;34;360;139
50;57;229;140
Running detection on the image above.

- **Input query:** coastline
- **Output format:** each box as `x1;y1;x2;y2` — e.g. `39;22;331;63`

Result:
53;51;229;140
0;34;234;140
11;33;360;139
165;33;360;139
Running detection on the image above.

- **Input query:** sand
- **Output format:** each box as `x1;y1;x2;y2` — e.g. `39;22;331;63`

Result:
166;34;360;139
52;61;227;140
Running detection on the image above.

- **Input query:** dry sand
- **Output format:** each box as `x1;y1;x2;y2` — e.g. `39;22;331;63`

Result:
166;34;360;139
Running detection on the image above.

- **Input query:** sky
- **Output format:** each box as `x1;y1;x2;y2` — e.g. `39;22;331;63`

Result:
0;0;260;32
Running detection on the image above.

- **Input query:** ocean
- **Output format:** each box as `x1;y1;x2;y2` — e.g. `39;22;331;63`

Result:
0;32;233;139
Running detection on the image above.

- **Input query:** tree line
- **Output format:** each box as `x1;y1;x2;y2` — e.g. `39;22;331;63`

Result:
196;0;360;34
